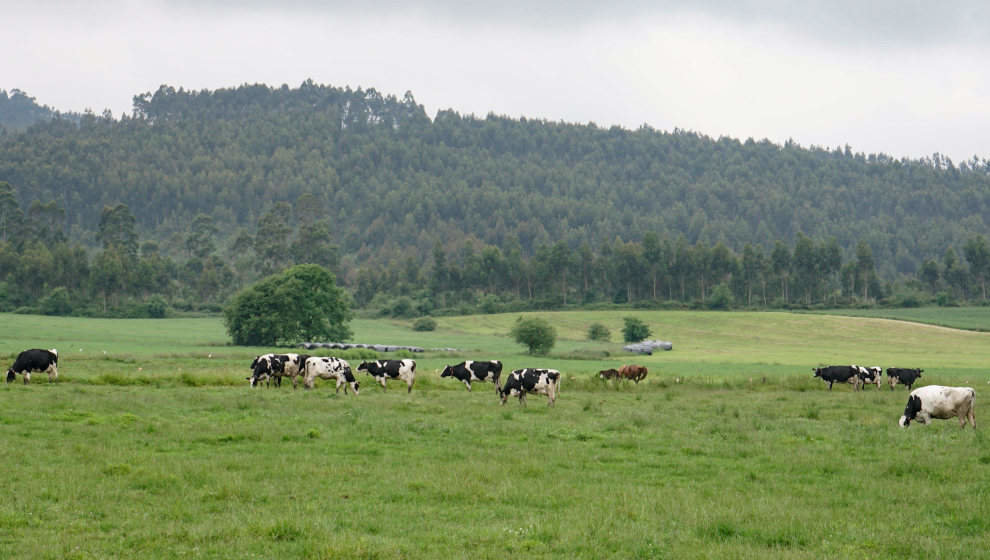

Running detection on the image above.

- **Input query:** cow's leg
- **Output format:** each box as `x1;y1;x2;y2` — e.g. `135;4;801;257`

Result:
828;381;833;391
48;365;57;383
463;380;472;391
23;372;31;385
407;377;414;393
969;405;976;429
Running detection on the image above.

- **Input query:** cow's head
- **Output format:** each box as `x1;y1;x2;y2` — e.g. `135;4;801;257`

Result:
440;365;453;378
357;362;370;373
5;369;15;383
812;367;822;378
899;395;923;427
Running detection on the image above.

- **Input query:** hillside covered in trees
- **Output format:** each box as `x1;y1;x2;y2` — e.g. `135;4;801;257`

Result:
1;81;989;317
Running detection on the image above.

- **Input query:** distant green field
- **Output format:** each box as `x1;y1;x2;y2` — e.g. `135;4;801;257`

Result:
807;306;990;331
1;311;989;558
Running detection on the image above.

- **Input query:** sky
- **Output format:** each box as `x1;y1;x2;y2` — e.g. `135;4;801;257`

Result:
4;1;990;162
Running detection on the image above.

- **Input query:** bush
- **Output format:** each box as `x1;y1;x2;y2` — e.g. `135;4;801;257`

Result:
480;294;502;314
40;287;73;316
708;283;734;310
145;295;168;318
510;316;557;355
224;264;353;346
587;323;611;341
412;317;437;331
622;317;651;343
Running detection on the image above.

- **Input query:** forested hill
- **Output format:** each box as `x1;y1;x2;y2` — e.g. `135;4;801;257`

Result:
0;89;61;131
2;81;990;281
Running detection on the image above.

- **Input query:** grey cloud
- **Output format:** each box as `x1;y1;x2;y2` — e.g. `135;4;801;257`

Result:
162;0;990;45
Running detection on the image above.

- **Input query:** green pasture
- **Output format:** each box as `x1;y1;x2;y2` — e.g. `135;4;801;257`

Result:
2;311;989;558
805;306;990;332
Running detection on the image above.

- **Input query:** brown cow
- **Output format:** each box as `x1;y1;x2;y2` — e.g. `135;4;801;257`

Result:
598;368;619;380
618;364;648;383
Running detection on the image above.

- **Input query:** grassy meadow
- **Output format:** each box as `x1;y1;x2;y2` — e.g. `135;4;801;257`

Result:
2;310;989;558
805;306;990;332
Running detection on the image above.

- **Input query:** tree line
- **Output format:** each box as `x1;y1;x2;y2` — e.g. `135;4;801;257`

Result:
2;179;988;317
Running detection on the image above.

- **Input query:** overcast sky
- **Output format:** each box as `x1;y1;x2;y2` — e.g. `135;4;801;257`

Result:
4;1;990;162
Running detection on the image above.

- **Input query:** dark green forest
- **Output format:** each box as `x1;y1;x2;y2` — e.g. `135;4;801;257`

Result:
1;82;989;318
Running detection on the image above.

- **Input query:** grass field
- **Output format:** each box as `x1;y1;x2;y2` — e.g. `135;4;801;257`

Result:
2;311;989;558
805;305;990;332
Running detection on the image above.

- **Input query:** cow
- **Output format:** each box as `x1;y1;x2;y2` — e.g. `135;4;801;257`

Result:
598;368;619;381
618;364;648;383
899;385;975;429
812;365;860;390
248;354;281;388
886;367;923;391
357;359;416;393
6;348;59;384
303;356;359;394
499;368;560;407
440;360;502;393
247;353;309;388
850;365;883;390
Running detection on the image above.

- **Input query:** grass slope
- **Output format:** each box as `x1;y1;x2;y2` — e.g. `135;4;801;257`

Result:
805;306;990;332
1;311;989;558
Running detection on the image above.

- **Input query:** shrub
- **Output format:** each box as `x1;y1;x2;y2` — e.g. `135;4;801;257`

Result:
622;317;651;343
223;264;353;346
412;317;437;331
145;295;168;318
510;316;557;355
40;287;73;316
587;323;611;341
708;283;733;310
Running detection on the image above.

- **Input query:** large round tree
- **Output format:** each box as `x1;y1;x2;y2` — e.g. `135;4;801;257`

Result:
224;264;353;346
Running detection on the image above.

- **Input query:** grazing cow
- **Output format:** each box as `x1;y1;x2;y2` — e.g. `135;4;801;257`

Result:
598;368;619;380
618;364;648;383
358;359;416;392
440;360;503;393
6;348;59;384
849;365;883;390
303;356;359;394
499;368;560;407
899;385;975;428
247;353;309;388
886;367;923;391
248;354;281;388
812;365;860;390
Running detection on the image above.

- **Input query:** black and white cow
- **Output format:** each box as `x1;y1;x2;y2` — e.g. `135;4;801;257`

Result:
303;356;359;394
358;359;416;393
499;368;560;407
248;354;281;388
852;365;883;390
6;348;59;384
886;367;923;391
899;385;975;428
812;365;860;390
440;360;503;393
247;353;309;388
